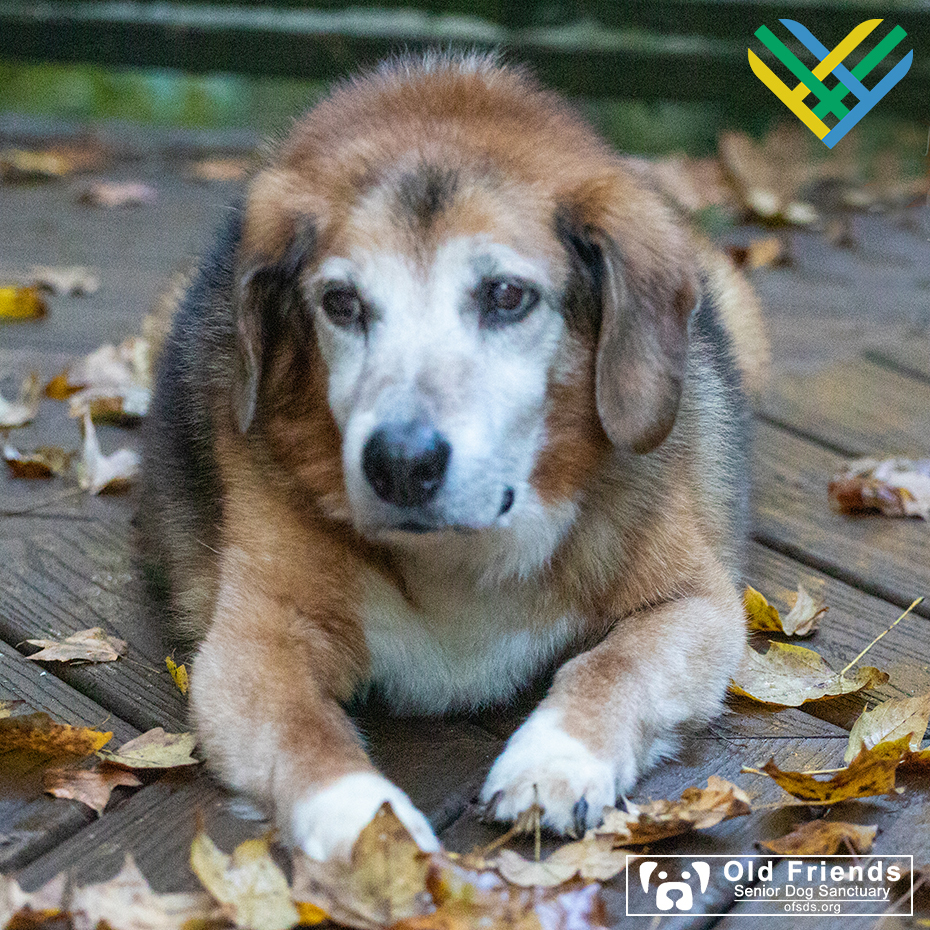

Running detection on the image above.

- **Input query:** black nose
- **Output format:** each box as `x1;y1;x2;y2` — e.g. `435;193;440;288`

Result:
362;422;451;508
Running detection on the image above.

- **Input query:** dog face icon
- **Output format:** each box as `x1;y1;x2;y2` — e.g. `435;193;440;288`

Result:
639;860;711;911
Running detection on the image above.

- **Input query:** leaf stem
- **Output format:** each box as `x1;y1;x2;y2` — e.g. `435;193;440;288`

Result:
838;597;924;678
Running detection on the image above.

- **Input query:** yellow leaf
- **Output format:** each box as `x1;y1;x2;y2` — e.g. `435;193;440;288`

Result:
165;657;189;694
294;901;329;926
845;692;930;762
596;775;751;845
730;641;887;706
743;584;826;637
759;820;877;855
0;285;47;321
745;735;911;803
0;712;111;757
97;728;198;769
191;831;299;930
744;586;782;632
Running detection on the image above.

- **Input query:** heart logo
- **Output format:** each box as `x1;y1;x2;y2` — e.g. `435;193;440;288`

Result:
749;19;912;148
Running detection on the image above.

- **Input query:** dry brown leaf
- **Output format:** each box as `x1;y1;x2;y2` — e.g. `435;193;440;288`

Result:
596;775;750;845
0;372;41;428
165;657;189;694
744;735;911;804
0;872;66;928
494;834;626;887
189;156;254;183
44;765;142;815
31;265;100;296
743;585;826;637
726;237;786;270
730;640;887;706
0;285;48;321
78;412;140;494
97;728;198;769
3;443;74;479
190;831;300;930
759;819;877;855
292;802;431;930
60;336;152;421
27;626;128;663
78;180;157;208
846;692;930;763
0;712;111;756
830;457;930;520
72;853;222;930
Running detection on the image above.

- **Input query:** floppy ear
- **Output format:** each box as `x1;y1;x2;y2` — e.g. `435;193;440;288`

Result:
233;171;317;433
561;180;698;454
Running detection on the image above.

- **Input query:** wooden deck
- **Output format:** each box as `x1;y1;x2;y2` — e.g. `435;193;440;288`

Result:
1;123;929;928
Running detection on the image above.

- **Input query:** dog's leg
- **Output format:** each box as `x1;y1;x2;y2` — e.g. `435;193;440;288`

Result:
480;567;745;833
190;545;438;860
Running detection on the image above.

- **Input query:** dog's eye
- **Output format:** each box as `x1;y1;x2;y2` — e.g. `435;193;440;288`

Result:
321;285;364;328
479;278;539;326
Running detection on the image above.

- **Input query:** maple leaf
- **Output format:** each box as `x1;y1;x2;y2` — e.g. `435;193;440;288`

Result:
3;442;74;479
77;411;141;494
0;872;65;928
845;693;930;763
493;835;626;887
72;853;222;930
830;457;930;520
759;820;877;855
743;735;911;803
292;803;431;930
27;626;128;663
0;285;47;321
97;728;199;769
0;712;112;757
730;640;887;706
595;776;751;845
44;765;142;815
165;657;189;694
0;372;41;428
191;831;300;930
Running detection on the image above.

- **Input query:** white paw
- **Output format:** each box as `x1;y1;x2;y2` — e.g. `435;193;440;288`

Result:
479;708;624;834
291;772;439;860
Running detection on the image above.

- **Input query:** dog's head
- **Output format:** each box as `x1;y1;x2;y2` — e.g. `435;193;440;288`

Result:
233;55;697;542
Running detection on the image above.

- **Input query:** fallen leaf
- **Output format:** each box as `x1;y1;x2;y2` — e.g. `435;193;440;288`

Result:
730;641;887;706
744;735;911;803
493;834;626;887
744;585;826;637
0;285;48;321
72;853;221;930
622;154;736;215
830;457;930;520
726;236;786;270
596;776;750;845
0;372;41;428
759;820;877;855
0;700;25;719
3;443;73;479
44;765;142;815
31;265;100;296
189;156;254;183
719;126;818;225
191;831;300;930
59;336;152;421
0;872;66;928
0;142;108;181
27;626;128;663
78;180;157;208
78;411;140;494
165;657;189;694
97;728;198;769
845;693;930;762
292;803;432;930
0;712;111;756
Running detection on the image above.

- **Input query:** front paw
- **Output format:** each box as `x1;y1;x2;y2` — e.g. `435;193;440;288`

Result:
291;772;439;860
479;708;625;835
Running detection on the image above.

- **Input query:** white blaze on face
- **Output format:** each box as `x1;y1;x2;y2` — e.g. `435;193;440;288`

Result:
307;235;567;535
